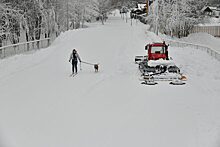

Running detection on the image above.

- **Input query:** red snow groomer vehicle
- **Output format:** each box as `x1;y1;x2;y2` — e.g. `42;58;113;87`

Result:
135;42;187;85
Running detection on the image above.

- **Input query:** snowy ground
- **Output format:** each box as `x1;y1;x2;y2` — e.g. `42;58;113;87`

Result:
180;33;220;53
199;17;220;26
1;12;220;147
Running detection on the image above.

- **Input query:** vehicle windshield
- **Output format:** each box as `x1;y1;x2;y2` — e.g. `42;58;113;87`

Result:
151;46;165;54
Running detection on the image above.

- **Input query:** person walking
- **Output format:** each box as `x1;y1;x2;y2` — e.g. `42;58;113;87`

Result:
69;49;81;74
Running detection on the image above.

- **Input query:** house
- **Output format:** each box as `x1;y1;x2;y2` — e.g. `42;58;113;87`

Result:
202;7;213;15
135;0;153;9
132;0;153;15
202;6;220;18
216;6;220;18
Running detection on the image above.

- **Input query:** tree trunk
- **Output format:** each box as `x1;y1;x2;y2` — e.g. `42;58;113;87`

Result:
35;16;42;49
101;15;104;25
0;38;2;47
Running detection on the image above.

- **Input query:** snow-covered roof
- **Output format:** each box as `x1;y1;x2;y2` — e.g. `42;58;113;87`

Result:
137;4;146;9
202;6;219;12
209;7;217;10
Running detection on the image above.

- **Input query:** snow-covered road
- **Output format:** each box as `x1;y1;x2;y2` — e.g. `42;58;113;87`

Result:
1;12;220;147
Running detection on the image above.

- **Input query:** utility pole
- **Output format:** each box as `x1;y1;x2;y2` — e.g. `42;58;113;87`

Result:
55;0;58;23
146;0;148;16
66;0;69;31
125;11;128;23
55;0;58;36
155;0;159;35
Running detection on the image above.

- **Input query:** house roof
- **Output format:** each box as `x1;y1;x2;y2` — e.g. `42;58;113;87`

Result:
202;6;219;12
209;7;217;10
137;4;146;9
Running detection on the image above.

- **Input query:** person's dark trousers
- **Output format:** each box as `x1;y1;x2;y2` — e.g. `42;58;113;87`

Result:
72;61;78;74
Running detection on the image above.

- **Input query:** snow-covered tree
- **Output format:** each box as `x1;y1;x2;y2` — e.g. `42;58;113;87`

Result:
0;2;21;45
68;0;89;29
0;0;119;46
2;0;58;43
39;0;57;38
147;0;206;37
91;0;113;25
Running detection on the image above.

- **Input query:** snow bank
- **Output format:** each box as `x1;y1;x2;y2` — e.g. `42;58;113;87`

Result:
180;33;220;53
199;17;220;26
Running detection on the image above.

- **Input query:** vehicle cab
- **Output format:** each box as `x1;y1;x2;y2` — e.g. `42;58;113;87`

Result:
145;42;169;60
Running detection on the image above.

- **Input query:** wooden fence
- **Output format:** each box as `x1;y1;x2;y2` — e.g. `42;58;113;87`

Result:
0;38;53;59
191;26;220;37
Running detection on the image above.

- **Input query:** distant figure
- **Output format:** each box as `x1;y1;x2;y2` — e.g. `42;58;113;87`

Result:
94;64;99;72
69;49;81;74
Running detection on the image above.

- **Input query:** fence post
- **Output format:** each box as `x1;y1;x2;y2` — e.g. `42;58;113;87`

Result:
14;46;16;55
214;26;217;36
47;38;50;47
4;48;6;58
37;40;40;49
218;26;220;37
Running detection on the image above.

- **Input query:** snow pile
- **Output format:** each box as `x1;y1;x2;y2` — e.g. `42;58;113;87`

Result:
148;59;175;67
180;32;220;53
199;17;220;26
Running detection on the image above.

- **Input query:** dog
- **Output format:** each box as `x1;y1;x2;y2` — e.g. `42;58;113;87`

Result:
94;64;99;72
